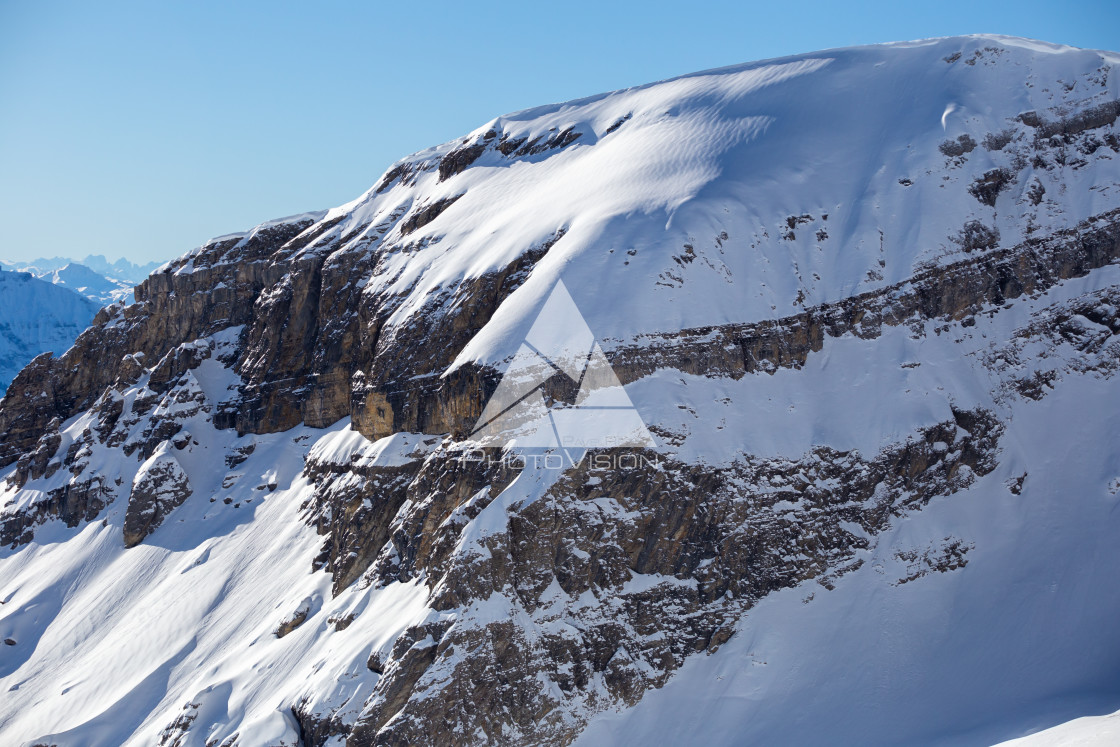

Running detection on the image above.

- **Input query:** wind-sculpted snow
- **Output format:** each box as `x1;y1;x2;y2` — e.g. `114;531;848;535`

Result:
2;35;1120;746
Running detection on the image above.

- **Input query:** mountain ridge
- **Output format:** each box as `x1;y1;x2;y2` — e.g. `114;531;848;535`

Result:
1;35;1119;746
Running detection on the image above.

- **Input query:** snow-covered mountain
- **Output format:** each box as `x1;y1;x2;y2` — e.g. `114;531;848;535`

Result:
2;35;1120;746
31;263;132;305
0;268;99;397
2;260;135;305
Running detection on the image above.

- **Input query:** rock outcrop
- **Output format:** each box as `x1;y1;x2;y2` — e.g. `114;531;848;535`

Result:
123;445;193;548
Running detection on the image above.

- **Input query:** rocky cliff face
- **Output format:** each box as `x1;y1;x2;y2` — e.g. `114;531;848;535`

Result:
2;36;1120;747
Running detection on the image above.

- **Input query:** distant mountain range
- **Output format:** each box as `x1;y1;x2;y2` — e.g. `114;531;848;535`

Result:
0;256;161;393
1;253;165;306
2;254;161;285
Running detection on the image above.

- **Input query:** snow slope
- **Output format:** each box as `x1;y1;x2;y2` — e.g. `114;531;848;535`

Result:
999;708;1120;746
0;421;431;746
1;34;1120;746
247;34;1118;375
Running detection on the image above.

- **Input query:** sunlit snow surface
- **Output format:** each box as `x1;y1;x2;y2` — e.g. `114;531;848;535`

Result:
998;708;1120;746
0;417;433;746
2;34;1120;746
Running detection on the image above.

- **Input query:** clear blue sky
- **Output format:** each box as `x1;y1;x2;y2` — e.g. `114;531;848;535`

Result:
2;0;1117;264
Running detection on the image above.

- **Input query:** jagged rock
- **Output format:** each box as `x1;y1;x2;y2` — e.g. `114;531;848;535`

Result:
969;167;1013;206
11;418;61;487
276;598;313;638
338;409;1002;745
400;195;464;236
939;133;977;157
1019;99;1120;140
149;339;212;393
1;474;112;548
438;142;486;181
123;445;193;548
157;701;199;747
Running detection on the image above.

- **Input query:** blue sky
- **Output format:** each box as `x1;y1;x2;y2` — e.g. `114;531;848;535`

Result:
1;0;1118;264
